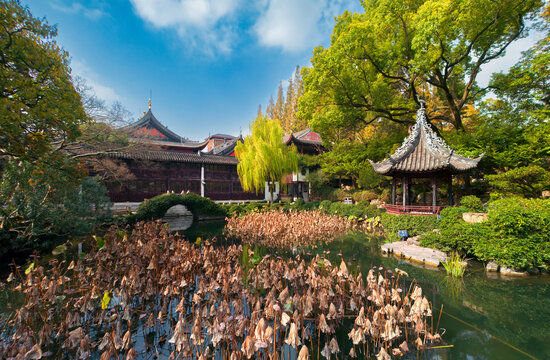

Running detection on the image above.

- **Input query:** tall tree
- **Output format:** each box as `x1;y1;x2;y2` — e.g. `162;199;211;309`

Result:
235;114;298;203
0;0;87;162
0;1;112;244
298;0;543;143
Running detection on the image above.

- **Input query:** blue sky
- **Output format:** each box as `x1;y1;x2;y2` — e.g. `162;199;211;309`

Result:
24;0;541;141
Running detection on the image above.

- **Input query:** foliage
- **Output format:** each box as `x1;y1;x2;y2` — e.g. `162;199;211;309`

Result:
485;165;550;199
0;158;111;253
442;252;467;277
381;213;439;243
265;66;307;134
128;192;227;223
0;0;87;162
305;170;336;200
352;190;378;203
486;197;550;237
235;114;299;202
299;0;543;142
420;198;550;269
459;195;485;212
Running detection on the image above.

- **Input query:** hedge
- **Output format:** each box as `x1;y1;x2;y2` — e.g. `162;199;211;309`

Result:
224;199;384;220
126;193;227;223
380;213;439;242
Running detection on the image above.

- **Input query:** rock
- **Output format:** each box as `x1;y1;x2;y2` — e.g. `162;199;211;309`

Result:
486;262;500;272
406;236;420;246
462;212;488;223
500;266;529;277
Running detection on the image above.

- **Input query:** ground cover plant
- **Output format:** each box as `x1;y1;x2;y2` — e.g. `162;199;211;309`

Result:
0;221;441;359
225;210;382;250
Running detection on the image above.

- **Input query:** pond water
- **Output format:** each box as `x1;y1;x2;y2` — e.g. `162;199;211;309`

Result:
1;221;548;359
310;233;550;360
187;222;550;360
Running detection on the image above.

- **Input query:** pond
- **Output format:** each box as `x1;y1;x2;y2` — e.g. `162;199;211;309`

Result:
1;220;548;359
307;233;550;360
185;221;550;360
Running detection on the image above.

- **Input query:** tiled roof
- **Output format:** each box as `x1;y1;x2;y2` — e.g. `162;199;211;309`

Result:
207;133;235;140
370;105;482;175
106;149;238;165
122;110;184;143
205;135;242;156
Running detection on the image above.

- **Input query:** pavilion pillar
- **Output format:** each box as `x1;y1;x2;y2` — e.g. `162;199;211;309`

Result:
432;175;437;210
392;177;396;205
448;174;453;206
402;175;407;209
201;165;205;197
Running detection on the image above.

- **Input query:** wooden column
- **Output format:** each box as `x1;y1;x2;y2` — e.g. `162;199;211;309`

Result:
432;174;437;210
392;177;396;205
402;175;407;209
448;174;453;206
200;165;205;197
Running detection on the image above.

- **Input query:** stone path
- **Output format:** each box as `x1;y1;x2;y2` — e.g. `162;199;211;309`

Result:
381;241;447;267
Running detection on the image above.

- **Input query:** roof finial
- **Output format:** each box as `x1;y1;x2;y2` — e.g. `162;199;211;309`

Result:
417;96;426;110
148;98;151;110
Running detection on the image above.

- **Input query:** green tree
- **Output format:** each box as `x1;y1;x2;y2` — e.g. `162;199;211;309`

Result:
486;165;550;199
298;0;543;143
0;0;87;162
235;114;299;203
0;1;112;248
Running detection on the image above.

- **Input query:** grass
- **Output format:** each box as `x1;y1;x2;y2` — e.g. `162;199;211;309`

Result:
443;251;467;277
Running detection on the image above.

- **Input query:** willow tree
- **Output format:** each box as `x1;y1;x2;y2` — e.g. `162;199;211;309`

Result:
235;114;299;203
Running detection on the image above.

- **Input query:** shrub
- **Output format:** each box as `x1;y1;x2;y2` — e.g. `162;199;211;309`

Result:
352;190;378;202
487;197;550;237
128;193;227;223
460;195;484;212
331;188;351;201
381;213;439;242
319;200;332;212
291;198;306;211
420;198;550;269
379;189;391;203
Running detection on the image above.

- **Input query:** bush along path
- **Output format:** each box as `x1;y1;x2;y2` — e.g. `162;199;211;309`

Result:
382;197;550;274
0;221;443;359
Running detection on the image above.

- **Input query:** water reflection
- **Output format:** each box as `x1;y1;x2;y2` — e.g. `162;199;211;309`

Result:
308;233;550;360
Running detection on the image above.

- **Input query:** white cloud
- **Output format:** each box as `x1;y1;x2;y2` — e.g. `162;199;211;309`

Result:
71;59;122;103
129;0;240;54
253;0;357;52
50;1;106;20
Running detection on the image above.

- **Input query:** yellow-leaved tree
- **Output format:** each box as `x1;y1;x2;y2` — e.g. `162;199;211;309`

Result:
235;114;299;203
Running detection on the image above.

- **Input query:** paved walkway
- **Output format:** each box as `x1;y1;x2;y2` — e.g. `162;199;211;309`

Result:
381;241;447;267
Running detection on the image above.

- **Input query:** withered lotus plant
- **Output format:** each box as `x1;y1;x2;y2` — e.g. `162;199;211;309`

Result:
0;221;442;359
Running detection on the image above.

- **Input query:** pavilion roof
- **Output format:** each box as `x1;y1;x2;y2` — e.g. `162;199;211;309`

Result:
370;104;482;175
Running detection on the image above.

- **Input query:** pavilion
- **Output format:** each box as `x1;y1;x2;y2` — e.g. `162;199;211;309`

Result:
369;102;482;215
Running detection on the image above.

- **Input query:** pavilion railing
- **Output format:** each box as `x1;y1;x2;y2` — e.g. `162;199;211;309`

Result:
385;204;444;215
